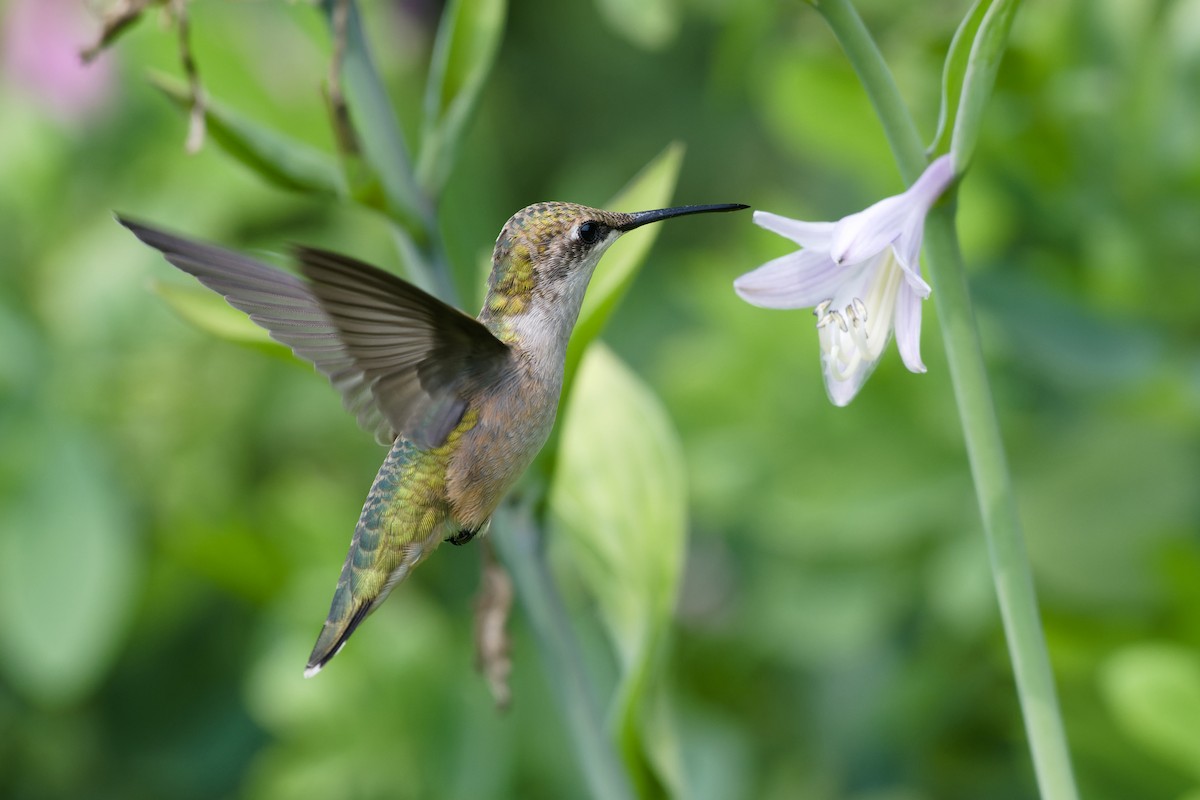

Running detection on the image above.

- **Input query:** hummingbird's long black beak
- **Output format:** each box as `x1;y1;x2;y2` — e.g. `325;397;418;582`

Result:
615;203;749;232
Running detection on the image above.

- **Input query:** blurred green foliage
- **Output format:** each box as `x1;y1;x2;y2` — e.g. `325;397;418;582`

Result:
0;0;1198;798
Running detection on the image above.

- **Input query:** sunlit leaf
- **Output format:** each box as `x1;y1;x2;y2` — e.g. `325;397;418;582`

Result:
0;431;139;706
563;142;684;395
151;279;291;357
1100;643;1200;780
149;73;345;196
417;0;507;196
594;0;680;50
549;344;687;797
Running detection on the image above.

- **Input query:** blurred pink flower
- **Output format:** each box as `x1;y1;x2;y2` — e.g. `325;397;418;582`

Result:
2;0;115;121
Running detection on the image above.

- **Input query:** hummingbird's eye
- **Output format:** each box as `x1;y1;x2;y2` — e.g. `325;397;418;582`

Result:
576;221;602;245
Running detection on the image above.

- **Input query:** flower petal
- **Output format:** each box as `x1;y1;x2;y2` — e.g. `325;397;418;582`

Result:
824;375;864;407
830;194;909;266
753;210;835;250
820;340;879;407
830;155;957;267
894;284;926;374
733;249;842;310
906;154;956;213
893;212;923;266
887;209;932;299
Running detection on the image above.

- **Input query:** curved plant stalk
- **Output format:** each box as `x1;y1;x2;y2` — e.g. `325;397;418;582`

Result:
492;504;636;800
811;1;1079;797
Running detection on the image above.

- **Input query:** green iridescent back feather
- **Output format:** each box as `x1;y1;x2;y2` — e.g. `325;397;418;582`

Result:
305;410;480;674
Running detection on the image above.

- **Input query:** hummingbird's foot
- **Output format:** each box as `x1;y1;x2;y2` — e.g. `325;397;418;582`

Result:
446;527;479;546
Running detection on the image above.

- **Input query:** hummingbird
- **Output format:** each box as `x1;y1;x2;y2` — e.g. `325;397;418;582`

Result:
119;200;747;676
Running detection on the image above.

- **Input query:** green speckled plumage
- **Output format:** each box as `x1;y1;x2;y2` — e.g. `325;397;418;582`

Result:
119;200;746;677
307;410;479;671
484;203;627;332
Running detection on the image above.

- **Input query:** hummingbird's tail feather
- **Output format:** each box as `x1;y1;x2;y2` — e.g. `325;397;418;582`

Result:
304;594;372;678
303;438;454;677
302;554;422;677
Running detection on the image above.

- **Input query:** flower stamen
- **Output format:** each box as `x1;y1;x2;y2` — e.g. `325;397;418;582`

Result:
847;311;871;354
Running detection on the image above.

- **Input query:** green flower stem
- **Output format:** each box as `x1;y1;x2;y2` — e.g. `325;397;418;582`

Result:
923;211;1078;800
814;1;1079;797
492;504;636;800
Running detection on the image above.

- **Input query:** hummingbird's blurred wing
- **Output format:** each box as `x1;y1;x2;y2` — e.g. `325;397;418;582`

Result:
292;246;512;448
120;218;511;448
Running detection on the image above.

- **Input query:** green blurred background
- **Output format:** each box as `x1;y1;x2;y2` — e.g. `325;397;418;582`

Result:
1;0;1199;798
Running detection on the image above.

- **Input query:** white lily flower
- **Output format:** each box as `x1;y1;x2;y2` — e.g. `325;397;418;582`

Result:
734;155;956;406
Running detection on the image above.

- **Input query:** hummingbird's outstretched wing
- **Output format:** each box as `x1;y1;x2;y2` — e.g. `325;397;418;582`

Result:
119;217;512;448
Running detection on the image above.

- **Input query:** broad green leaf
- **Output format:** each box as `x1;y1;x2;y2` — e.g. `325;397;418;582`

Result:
323;0;430;237
532;142;683;482
149;73;345;196
594;0;680;51
0;431;139;706
1100;643;1200;780
563;142;684;396
152;279;290;357
416;0;507;196
548;344;688;798
929;0;989;157
948;0;1023;167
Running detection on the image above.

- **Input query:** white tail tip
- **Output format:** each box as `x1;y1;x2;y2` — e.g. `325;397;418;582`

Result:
303;663;323;679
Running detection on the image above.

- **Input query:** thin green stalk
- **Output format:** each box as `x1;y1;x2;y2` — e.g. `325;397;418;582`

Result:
323;0;459;304
923;210;1078;800
813;1;1079;797
492;504;636;800
325;0;431;237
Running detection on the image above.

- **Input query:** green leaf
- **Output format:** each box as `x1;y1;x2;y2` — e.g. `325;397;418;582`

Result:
929;0;989;157
948;0;1023;167
149;72;345;197
416;0;507;197
1100;643;1200;780
323;0;430;236
594;0;680;51
533;142;683;483
0;430;139;706
152;279;290;357
548;344;688;798
563;142;685;396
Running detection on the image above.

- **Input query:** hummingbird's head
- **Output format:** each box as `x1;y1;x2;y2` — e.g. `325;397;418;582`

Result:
484;201;747;331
